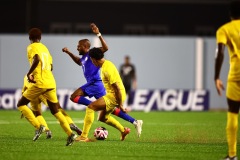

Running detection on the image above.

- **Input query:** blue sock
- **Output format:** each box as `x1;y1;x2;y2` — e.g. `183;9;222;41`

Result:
73;96;92;106
113;108;135;123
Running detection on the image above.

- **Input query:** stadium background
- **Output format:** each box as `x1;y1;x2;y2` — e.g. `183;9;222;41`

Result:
0;0;231;110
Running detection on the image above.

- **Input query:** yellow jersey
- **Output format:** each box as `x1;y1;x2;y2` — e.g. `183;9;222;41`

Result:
27;42;56;88
216;19;240;81
101;60;126;98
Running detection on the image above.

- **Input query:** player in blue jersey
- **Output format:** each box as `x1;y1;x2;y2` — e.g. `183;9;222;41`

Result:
62;23;143;137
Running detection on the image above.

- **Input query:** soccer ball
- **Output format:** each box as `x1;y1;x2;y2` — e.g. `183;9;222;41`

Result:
94;126;108;140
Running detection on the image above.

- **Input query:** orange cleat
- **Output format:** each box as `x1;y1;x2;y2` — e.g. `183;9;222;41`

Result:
121;127;130;141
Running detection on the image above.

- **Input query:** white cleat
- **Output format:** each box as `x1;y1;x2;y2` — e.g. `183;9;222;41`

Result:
134;120;143;138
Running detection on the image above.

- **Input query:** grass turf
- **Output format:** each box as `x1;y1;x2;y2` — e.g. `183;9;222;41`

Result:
0;110;239;160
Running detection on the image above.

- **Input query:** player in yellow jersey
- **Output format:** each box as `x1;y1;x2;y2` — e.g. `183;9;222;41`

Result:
215;1;240;160
75;47;130;142
17;28;77;146
21;75;82;138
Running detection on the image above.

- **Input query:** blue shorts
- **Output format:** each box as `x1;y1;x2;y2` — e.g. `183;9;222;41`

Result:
80;80;106;99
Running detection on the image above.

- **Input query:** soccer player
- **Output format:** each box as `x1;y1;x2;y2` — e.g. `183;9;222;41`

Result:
214;1;240;159
62;23;143;137
76;47;131;142
21;75;82;138
17;28;77;146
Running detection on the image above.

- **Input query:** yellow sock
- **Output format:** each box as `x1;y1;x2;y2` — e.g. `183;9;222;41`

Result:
104;116;124;132
226;112;238;157
36;115;50;131
81;107;94;138
18;105;40;129
54;111;72;136
59;108;73;124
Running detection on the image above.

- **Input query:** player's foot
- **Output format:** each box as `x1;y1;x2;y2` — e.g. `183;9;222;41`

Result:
134;120;143;138
223;155;238;160
33;125;45;141
46;130;52;139
66;133;77;146
75;136;95;142
70;123;82;135
121;127;130;141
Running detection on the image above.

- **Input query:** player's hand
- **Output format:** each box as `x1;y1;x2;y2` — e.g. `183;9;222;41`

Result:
62;47;69;53
27;74;36;83
119;104;127;113
215;79;224;96
90;23;99;34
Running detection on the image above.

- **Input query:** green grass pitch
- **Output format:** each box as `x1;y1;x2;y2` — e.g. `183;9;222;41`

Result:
0;110;239;160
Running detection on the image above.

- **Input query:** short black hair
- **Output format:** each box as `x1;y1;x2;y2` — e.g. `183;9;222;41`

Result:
79;39;91;48
29;28;42;41
229;1;240;18
89;47;104;60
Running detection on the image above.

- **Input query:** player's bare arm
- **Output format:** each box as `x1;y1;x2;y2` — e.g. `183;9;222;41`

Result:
26;54;39;83
90;23;108;53
112;83;126;113
214;43;225;96
62;47;81;66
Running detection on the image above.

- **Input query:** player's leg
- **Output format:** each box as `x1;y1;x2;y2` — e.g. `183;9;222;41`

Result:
18;86;46;141
98;110;126;134
31;98;51;135
225;81;240;159
112;107;143;137
45;88;77;146
93;81;141;135
76;97;106;142
99;94;130;141
226;98;239;159
37;96;52;138
70;87;91;105
17;96;41;129
57;104;82;135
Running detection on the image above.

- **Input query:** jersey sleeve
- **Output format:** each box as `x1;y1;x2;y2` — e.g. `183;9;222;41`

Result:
216;26;228;45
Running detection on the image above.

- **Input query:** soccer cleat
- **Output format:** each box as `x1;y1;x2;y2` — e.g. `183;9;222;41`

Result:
75;136;94;142
70;123;82;135
33;125;46;141
46;130;52;139
66;133;77;146
121;127;131;141
134;120;143;138
223;155;238;160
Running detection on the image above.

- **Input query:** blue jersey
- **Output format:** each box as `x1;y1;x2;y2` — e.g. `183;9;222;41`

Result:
80;52;101;82
79;52;106;98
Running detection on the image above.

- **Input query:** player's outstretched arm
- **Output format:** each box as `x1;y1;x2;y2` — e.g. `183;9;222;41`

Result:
90;23;108;53
62;47;81;66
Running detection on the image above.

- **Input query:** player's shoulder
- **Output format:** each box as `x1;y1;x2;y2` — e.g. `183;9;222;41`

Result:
217;20;235;31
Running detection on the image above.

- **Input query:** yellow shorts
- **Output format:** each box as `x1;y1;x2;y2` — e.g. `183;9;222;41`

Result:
103;93;126;119
23;85;58;104
30;95;48;111
226;81;240;101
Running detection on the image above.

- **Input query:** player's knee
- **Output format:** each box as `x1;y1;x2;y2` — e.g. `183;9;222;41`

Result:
70;95;80;103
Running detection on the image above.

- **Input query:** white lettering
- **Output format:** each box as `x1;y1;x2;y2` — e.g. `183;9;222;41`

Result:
177;90;192;111
132;90;149;111
191;90;205;111
144;90;161;112
162;89;177;111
